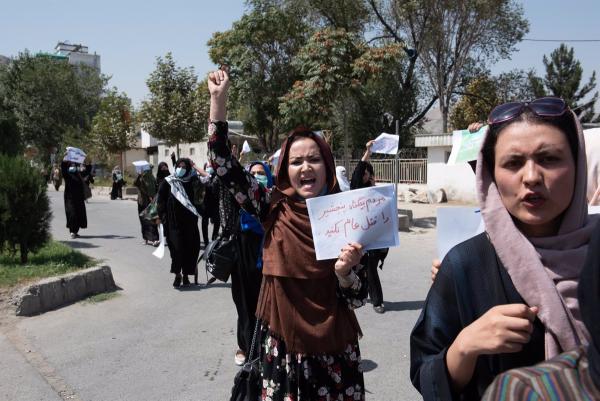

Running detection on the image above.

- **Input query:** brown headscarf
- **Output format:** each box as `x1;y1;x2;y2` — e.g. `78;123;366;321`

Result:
257;129;362;354
477;110;599;358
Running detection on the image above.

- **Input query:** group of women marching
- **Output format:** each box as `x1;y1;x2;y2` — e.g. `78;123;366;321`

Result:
59;64;600;401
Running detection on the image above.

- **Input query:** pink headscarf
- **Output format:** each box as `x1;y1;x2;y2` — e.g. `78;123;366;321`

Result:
476;111;599;358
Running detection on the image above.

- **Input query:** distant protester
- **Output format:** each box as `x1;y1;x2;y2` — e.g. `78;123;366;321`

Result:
61;159;87;238
134;165;159;246
111;166;126;200
336;165;351;192
157;158;204;288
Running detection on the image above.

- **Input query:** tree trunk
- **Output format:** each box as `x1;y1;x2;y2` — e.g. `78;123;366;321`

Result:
176;143;180;159
20;243;28;264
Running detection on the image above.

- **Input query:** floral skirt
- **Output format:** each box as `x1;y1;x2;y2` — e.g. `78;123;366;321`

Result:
259;326;365;401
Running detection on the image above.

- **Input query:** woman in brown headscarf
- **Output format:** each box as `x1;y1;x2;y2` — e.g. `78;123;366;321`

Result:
207;68;369;400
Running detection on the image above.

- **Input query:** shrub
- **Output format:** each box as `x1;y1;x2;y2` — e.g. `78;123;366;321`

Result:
0;154;52;263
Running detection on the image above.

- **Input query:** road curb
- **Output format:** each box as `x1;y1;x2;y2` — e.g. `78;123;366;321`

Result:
11;266;118;316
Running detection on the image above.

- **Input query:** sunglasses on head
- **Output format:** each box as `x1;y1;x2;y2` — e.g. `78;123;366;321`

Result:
487;97;568;126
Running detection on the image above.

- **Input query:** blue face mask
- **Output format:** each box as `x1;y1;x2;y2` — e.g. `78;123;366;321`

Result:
255;174;268;188
68;166;77;173
206;167;215;175
175;167;186;178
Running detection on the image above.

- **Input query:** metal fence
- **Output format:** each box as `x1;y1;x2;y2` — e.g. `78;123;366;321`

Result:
337;158;428;184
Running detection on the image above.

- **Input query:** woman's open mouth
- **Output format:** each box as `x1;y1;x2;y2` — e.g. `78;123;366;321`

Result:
522;193;546;208
300;178;316;188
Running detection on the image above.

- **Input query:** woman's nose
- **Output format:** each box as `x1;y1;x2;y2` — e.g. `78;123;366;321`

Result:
523;160;542;186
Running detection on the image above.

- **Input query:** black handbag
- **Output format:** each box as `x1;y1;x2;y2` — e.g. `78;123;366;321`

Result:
204;235;237;282
230;320;261;401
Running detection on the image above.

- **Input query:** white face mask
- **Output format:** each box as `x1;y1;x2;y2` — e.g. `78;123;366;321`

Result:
68;166;77;173
175;167;186;178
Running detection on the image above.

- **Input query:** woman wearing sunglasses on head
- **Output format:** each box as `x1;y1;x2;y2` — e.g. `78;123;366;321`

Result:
410;97;599;401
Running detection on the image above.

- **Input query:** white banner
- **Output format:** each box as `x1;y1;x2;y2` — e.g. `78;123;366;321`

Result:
307;184;399;260
371;133;399;155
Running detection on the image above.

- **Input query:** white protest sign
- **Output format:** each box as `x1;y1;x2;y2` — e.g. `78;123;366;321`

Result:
152;224;165;259
241;140;252;154
271;148;281;170
64;147;86;164
132;160;151;173
307;184;399;260
437;207;485;260
371;133;399;155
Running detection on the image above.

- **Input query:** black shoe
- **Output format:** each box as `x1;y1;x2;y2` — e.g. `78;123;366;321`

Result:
173;275;182;288
182;275;190;286
373;304;385;314
206;277;217;286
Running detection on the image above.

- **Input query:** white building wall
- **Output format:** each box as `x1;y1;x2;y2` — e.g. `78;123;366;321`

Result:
427;146;477;203
156;141;210;172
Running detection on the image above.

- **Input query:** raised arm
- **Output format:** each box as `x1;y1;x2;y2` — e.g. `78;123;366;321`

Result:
206;67;269;219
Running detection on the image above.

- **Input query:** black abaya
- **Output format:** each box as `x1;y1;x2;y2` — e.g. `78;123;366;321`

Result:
157;179;200;276
61;161;87;234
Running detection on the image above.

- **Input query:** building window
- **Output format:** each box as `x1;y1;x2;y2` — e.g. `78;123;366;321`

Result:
164;149;169;157
189;147;195;156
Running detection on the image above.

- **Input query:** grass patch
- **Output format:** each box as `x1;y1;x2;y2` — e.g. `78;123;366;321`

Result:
84;291;119;304
0;241;96;288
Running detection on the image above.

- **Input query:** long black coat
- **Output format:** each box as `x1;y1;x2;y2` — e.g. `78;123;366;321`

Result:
61;161;87;233
410;233;545;401
157;179;200;276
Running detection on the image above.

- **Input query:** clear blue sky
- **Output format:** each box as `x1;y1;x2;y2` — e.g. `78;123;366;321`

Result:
2;0;600;107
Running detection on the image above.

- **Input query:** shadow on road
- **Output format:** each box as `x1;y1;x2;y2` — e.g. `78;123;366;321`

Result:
176;282;232;291
360;359;378;373
383;300;425;312
76;234;135;240
60;240;100;249
412;217;436;229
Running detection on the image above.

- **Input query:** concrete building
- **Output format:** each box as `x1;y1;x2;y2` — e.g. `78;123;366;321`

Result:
0;55;10;65
54;42;101;71
143;121;247;172
415;107;477;202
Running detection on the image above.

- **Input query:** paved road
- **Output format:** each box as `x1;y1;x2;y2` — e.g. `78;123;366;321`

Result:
1;190;437;401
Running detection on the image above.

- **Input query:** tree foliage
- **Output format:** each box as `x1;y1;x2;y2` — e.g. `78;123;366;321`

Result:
139;53;206;154
208;6;310;151
0;52;106;160
88;88;137;163
369;0;529;132
0;154;52;263
450;70;536;130
529;44;598;122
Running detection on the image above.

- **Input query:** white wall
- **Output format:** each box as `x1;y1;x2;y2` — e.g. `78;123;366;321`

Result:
427;146;477;202
157;141;210;172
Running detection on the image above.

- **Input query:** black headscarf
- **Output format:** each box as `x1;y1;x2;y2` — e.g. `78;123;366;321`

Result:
156;162;170;184
579;223;600;388
174;158;194;182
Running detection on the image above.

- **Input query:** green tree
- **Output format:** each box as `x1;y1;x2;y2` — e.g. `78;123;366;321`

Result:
0;154;52;263
279;28;404;156
208;6;310;151
449;70;536;130
369;0;529;132
529;44;598;122
139;53;206;156
88;88;136;164
0;52;106;161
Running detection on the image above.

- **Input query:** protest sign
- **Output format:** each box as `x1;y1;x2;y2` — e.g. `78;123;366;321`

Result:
64;147;86;164
132;160;151;173
241;140;252;155
153;224;165;259
306;184;399;260
447;125;488;165
371;133;399;155
437;207;485;260
590;205;600;215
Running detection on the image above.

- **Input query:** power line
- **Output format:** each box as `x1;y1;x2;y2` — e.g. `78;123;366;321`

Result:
524;38;600;42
